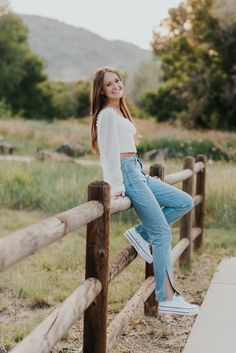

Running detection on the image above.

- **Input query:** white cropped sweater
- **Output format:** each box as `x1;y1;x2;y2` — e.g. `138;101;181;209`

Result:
96;107;137;196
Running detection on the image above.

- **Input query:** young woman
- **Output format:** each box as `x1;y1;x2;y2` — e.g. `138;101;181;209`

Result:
90;66;199;316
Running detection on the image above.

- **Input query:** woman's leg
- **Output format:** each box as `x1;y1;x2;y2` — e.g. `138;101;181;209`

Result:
133;176;194;299
148;175;194;224
135;175;194;242
124;178;174;301
121;157;199;313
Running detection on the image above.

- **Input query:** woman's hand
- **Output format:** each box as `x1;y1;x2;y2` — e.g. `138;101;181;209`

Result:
112;191;125;199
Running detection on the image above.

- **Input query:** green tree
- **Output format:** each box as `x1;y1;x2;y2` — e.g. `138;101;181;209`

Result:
130;60;162;104
73;80;90;117
142;0;236;130
9;52;49;118
50;82;77;119
0;12;50;119
40;80;90;120
0;13;29;99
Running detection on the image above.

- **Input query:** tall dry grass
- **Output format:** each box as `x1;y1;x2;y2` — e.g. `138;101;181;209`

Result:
1;117;236;158
0;118;90;155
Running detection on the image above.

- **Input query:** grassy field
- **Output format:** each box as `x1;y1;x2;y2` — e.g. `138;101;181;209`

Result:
1;117;236;159
0;118;91;156
0;117;236;352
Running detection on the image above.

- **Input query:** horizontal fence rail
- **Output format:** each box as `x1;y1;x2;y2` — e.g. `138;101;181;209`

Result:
1;154;207;353
10;278;102;353
0;201;104;272
107;276;155;352
108;245;137;283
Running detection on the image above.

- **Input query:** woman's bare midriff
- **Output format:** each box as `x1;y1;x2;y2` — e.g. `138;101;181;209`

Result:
120;152;136;157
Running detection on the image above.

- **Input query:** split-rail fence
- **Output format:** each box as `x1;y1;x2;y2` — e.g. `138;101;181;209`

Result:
0;154;207;353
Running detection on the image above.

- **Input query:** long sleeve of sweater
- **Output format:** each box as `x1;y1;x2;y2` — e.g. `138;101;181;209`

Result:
96;108;125;196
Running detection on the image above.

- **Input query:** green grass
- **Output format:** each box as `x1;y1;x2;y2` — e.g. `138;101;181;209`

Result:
205;161;236;228
204;228;236;256
0;314;46;351
0;159;102;214
1;158;236;228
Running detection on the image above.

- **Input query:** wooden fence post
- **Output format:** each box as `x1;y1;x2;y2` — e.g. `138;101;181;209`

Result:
179;156;195;268
144;164;164;317
194;154;207;252
83;181;110;353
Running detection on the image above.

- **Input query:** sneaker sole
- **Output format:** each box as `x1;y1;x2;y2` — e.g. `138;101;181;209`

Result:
124;230;153;264
159;307;199;316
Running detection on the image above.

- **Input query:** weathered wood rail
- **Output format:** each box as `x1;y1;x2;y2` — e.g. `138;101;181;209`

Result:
0;154;207;353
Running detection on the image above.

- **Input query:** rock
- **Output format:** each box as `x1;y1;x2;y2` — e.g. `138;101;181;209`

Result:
56;142;85;157
0;140;15;154
157;148;171;160
36;149;75;163
144;148;170;161
143;149;159;160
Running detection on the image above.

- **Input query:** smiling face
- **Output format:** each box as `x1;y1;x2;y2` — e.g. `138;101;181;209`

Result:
102;71;123;104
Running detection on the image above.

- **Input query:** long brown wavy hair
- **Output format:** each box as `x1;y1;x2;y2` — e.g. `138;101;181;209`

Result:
90;66;133;154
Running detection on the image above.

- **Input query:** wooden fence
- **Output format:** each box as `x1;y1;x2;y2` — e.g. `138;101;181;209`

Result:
0;154;207;353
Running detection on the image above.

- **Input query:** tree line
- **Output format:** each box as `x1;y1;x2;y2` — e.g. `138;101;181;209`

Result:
0;0;236;129
0;2;90;120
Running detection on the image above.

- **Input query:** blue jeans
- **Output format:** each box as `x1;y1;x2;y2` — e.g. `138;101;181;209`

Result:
120;155;194;301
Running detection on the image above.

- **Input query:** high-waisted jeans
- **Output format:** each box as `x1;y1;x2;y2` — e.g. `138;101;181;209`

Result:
120;155;194;301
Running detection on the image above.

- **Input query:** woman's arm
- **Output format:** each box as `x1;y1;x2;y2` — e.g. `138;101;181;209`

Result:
97;108;125;197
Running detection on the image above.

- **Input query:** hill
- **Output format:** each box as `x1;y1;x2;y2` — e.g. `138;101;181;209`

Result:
20;14;152;82
215;0;236;24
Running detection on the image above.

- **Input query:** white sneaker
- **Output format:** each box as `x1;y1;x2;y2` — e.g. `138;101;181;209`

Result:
124;227;153;264
159;293;200;316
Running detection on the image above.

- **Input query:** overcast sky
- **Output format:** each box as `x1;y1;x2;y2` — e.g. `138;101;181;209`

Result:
10;0;182;49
